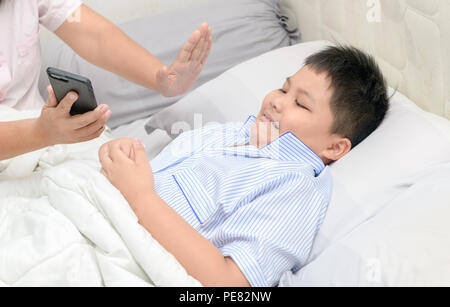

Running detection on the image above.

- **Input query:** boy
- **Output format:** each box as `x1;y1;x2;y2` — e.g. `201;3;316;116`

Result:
98;46;389;287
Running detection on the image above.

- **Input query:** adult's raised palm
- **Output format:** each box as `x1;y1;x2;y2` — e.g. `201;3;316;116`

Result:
156;23;212;97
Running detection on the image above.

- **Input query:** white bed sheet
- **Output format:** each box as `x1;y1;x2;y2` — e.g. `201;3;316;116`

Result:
0;107;199;287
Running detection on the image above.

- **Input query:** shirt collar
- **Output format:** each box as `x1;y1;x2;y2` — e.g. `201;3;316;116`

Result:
237;115;326;176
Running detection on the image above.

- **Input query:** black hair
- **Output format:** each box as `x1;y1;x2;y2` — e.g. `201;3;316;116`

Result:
304;45;389;149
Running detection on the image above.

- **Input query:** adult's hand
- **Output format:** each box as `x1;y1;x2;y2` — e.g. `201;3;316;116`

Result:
37;85;111;145
155;23;212;97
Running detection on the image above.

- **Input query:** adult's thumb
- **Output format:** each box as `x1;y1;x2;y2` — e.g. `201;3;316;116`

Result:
45;85;58;107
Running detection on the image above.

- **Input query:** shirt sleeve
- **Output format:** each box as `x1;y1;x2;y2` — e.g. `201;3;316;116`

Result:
218;177;329;287
37;0;83;32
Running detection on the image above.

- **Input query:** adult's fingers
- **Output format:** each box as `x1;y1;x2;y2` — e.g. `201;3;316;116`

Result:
75;109;110;137
78;125;106;143
56;91;78;115
177;28;202;63
70;104;110;129
193;24;211;63
190;24;209;61
190;33;207;63
198;22;209;40
200;36;212;66
197;35;211;67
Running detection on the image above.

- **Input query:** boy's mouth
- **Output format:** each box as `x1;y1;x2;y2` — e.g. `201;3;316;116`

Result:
261;112;280;129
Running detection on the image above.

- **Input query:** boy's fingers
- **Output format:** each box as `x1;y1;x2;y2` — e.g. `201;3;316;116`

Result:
99;143;112;166
110;140;131;163
119;139;134;159
132;138;148;164
130;145;136;161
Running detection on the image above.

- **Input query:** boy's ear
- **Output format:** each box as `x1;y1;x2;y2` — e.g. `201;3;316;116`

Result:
322;136;352;163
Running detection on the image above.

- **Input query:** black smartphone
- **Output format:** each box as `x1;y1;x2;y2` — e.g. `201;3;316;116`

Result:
47;67;98;116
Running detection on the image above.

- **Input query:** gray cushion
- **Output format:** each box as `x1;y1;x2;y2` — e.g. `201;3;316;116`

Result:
38;0;298;129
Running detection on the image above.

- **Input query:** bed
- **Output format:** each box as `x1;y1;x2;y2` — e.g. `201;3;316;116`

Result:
1;0;449;286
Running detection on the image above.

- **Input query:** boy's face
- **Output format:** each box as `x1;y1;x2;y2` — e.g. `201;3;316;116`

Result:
251;65;351;164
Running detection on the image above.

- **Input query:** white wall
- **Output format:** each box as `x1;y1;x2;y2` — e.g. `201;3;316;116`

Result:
40;0;212;42
82;0;212;24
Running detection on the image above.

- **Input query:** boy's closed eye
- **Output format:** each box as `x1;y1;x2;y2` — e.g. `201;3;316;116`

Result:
278;88;308;110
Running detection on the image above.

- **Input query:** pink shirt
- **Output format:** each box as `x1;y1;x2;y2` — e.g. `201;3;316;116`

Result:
0;0;82;110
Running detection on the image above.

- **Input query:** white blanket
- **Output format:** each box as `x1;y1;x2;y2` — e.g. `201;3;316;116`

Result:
0;106;201;287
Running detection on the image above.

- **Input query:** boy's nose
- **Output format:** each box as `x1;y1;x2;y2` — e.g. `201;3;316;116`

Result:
270;96;283;112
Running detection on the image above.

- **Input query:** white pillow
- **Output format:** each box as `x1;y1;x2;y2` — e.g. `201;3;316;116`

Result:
146;40;450;286
307;88;450;261
280;163;450;287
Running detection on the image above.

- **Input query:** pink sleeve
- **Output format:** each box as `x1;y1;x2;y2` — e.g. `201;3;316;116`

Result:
37;0;83;32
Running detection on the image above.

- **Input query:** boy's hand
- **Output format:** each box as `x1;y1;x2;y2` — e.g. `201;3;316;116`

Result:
155;23;212;97
37;85;111;146
99;138;155;208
